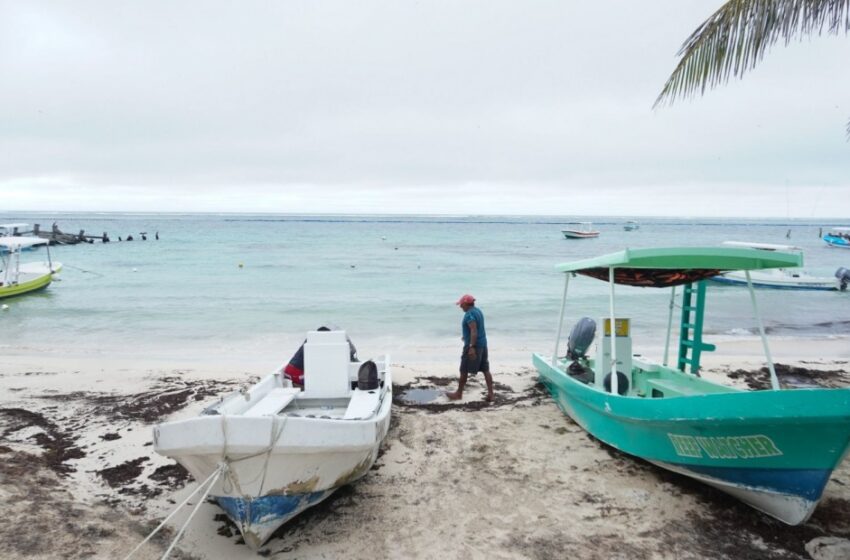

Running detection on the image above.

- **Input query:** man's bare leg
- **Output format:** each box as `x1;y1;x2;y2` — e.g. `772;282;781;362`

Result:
483;371;494;402
446;371;468;400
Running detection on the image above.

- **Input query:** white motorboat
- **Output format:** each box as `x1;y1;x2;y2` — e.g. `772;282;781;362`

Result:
711;242;848;291
153;330;392;549
561;222;600;239
0;237;62;299
623;221;640;231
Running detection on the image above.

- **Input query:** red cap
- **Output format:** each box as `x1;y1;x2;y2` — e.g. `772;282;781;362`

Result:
456;294;475;305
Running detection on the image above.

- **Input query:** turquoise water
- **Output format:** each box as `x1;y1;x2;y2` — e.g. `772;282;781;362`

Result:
1;212;848;362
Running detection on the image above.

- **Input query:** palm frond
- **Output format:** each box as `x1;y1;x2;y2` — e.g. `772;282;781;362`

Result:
655;0;850;107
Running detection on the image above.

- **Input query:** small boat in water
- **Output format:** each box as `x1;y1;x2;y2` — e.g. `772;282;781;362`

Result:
823;227;850;249
154;330;392;549
623;221;639;231
0;237;62;299
533;246;850;525
561;222;600;239
710;242;849;291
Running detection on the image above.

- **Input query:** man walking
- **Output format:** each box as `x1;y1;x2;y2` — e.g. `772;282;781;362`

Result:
446;294;494;402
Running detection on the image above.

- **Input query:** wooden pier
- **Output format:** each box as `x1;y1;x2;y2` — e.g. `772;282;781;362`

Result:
26;223;110;245
1;222;160;245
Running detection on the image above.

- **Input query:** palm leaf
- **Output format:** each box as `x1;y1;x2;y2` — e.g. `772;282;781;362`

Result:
655;0;850;107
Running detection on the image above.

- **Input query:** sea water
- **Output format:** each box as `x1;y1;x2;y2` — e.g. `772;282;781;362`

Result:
1;212;847;365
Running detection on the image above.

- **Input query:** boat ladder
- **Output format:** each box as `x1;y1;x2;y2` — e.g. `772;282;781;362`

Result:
677;281;716;375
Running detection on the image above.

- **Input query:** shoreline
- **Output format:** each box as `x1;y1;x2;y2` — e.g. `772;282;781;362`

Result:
1;336;849;559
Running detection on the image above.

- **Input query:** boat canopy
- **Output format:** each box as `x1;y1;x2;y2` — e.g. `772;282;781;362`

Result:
0;223;29;229
556;247;803;287
0;236;49;250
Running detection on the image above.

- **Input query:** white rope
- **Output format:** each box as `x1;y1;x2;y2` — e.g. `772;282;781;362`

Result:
123;465;224;560
258;415;287;496
160;466;224;560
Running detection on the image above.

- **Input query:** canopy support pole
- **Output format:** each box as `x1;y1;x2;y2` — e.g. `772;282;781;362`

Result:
608;267;618;395
745;271;780;391
552;273;571;366
663;286;676;366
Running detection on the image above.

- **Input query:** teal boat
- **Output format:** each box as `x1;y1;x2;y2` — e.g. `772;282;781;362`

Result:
533;246;850;525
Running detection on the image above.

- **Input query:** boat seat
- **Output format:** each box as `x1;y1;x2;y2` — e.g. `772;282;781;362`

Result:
646;378;703;398
243;388;301;417
632;356;662;373
343;389;380;420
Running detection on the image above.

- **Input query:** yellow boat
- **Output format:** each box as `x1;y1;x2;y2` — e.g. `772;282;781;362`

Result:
0;237;62;299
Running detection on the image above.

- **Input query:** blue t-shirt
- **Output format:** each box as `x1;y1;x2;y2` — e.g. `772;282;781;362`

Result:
462;307;487;348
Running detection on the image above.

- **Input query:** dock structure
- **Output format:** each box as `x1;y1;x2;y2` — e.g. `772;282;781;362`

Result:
29;223;110;245
1;222;160;245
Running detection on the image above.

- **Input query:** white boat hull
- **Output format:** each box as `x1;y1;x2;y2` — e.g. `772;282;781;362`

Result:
712;269;839;291
562;231;600;239
650;460;817;525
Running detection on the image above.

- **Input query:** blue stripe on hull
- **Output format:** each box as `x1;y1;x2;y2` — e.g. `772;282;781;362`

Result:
216;489;335;547
673;464;832;501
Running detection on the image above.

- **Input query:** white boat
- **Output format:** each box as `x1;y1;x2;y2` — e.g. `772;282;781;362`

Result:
710;242;848;291
0;224;33;253
153;330;392;549
623;221;639;231
823;227;850;249
561;222;600;239
0;223;30;236
0;237;62;299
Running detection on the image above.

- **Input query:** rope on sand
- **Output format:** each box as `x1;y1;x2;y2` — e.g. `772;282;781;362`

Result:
122;465;224;560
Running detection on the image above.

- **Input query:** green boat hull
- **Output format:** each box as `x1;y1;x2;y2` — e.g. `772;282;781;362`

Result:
533;353;850;524
0;271;55;299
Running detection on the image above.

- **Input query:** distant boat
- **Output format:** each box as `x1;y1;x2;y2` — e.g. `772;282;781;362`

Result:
710;242;848;291
623;221;640;231
0;223;30;236
0;223;33;253
534;246;850;526
154;330;392;549
0;237;62;299
562;222;600;239
823;227;850;249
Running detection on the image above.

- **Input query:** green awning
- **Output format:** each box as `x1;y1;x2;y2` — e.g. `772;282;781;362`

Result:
556;247;803;273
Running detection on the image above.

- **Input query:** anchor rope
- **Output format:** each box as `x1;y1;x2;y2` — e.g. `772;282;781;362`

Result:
159;466;223;560
122;464;224;560
62;263;105;277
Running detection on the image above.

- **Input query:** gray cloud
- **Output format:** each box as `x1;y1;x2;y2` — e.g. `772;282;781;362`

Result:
2;1;848;216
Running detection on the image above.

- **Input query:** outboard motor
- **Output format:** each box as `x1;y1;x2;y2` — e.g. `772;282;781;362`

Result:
357;360;379;390
567;317;596;360
836;267;850;291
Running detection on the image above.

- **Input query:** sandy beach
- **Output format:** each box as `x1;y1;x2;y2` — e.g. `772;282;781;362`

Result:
2;336;850;560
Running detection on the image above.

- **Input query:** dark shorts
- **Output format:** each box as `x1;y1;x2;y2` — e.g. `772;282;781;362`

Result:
460;346;489;374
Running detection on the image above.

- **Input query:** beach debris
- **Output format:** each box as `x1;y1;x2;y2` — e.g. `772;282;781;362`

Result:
726;363;850;390
805;537;850;560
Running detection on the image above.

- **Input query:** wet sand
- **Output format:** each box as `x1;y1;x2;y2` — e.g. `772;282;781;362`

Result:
2;338;850;559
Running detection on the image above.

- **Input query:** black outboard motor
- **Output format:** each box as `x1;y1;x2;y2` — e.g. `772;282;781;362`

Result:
836;267;850;291
567;317;596;360
357;360;379;390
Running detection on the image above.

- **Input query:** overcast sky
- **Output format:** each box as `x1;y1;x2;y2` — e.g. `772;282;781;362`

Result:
2;1;849;217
